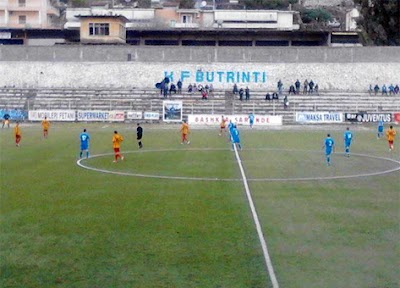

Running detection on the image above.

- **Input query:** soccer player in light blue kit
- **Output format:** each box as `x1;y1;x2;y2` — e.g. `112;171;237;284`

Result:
228;120;235;138
248;113;255;128
323;133;335;166
377;120;384;139
343;127;353;157
231;124;242;151
79;128;90;158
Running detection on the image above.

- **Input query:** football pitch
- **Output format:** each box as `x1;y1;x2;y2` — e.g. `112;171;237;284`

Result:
1;123;399;288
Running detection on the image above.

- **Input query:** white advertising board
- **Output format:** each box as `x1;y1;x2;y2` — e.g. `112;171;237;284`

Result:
296;112;343;123
187;114;282;126
144;111;160;120
126;111;143;120
28;110;75;121
163;101;183;122
77;110;125;122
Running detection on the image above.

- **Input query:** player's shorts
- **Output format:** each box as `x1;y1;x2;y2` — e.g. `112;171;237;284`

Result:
43;129;48;132
250;120;254;124
344;141;352;147
114;148;120;153
81;144;88;150
325;149;332;155
388;140;394;145
378;127;384;132
137;135;142;140
232;137;240;143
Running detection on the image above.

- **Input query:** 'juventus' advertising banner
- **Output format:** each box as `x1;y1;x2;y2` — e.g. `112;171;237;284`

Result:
345;113;392;123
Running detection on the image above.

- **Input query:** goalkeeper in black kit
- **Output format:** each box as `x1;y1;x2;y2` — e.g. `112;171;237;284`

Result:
136;123;143;149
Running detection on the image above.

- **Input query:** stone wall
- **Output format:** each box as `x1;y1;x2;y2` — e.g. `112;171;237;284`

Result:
0;46;399;91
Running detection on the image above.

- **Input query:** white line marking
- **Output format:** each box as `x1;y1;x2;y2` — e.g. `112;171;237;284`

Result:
233;145;279;288
77;149;400;182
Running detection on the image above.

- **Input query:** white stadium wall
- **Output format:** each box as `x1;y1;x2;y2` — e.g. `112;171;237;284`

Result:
0;46;398;91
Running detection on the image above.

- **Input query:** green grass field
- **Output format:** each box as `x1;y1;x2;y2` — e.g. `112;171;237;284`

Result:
1;123;399;288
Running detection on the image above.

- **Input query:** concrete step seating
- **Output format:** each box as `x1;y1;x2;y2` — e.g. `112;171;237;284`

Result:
0;88;399;124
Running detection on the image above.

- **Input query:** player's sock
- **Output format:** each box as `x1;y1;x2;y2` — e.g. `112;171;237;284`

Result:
238;144;242;150
86;151;89;158
80;151;82;158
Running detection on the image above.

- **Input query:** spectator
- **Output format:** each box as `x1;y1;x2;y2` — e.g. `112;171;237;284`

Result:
272;92;279;100
265;92;271;101
388;84;395;95
277;80;283;95
233;83;238;95
295;79;301;94
201;89;208;100
177;79;182;94
382;84;388;95
289;85;296;95
188;83;193;93
209;84;214;96
368;84;373;95
394;85;399;94
159;81;165;95
314;84;319;95
169;83;177;95
245;86;250;100
374;84;380;95
239;88;244;101
309;80;315;94
163;83;169;98
283;95;289;109
303;79;309;94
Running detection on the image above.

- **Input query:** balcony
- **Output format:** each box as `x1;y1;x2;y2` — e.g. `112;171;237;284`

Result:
7;5;42;12
174;22;199;28
47;7;60;17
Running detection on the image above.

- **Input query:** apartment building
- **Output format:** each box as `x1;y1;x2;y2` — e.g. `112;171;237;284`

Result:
0;0;60;29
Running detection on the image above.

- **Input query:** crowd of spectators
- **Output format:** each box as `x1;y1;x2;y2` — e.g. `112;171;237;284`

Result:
232;84;251;101
369;84;399;96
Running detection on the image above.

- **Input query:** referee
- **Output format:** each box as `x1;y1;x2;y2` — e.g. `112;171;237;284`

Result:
136;123;143;149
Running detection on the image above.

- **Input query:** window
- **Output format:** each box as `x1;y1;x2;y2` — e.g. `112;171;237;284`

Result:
19;15;26;24
119;24;126;39
18;0;26;7
89;23;110;36
181;15;192;24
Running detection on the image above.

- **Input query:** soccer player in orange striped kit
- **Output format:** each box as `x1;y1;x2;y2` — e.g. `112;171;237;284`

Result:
112;130;124;163
14;122;21;147
180;120;190;144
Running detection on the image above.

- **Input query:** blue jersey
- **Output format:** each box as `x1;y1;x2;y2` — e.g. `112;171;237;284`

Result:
324;137;334;155
343;131;353;145
378;121;384;132
228;122;235;135
80;132;90;149
249;114;255;123
231;127;240;143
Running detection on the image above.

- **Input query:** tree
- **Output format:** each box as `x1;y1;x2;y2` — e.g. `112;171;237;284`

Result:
301;8;332;24
354;0;400;45
179;0;195;9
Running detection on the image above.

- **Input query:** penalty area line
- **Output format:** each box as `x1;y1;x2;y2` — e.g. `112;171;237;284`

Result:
233;146;279;288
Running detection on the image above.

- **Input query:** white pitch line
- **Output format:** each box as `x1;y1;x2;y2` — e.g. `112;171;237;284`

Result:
233;145;279;288
76;149;400;182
